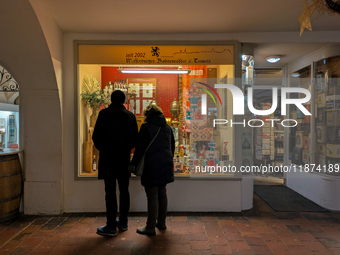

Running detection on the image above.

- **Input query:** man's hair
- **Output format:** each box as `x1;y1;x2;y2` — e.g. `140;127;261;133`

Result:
111;90;125;104
143;104;163;117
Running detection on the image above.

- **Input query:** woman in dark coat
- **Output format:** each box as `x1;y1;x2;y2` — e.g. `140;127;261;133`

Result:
130;104;175;236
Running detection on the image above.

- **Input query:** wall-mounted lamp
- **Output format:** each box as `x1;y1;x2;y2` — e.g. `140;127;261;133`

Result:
266;56;281;63
118;68;191;74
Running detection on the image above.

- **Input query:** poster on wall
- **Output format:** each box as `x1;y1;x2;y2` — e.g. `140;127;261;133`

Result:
135;100;140;114
142;83;154;98
126;78;157;116
130;83;140;97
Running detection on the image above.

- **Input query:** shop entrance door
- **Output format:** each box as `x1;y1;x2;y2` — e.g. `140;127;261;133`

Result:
252;68;285;186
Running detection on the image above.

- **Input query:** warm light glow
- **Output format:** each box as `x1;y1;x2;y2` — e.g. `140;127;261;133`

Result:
266;56;281;63
118;69;191;74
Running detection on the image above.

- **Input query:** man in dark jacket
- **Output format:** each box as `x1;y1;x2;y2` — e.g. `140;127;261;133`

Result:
130;104;175;236
92;90;138;236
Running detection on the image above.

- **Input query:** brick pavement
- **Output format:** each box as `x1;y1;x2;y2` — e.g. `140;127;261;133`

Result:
1;195;340;255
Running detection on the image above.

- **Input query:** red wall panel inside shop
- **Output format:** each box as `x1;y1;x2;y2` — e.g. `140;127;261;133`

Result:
101;67;178;118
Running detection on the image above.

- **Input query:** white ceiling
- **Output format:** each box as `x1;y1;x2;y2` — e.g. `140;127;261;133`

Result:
30;0;340;66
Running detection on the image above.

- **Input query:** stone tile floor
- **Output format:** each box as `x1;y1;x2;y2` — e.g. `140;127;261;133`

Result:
1;195;340;255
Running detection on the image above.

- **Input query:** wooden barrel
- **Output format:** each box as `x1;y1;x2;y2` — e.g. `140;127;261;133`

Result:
0;153;22;222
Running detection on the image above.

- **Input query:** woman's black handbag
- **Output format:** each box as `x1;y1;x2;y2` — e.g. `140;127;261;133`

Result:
134;127;161;176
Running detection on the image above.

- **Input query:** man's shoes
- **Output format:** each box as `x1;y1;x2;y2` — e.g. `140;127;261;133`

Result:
116;219;128;231
96;225;117;237
137;226;156;236
156;223;167;230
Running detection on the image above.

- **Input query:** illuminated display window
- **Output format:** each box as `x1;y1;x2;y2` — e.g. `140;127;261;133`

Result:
76;44;237;178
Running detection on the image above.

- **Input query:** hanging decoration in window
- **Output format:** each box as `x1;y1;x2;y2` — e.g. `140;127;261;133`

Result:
299;0;340;36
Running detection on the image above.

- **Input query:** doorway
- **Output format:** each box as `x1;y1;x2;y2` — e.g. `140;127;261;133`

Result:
252;67;284;186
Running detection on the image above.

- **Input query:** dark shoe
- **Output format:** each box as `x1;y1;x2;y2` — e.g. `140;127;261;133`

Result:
96;225;117;236
116;219;128;231
137;226;156;236
156;223;167;230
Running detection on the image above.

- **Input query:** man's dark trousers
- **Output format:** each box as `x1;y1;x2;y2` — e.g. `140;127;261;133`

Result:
104;176;130;229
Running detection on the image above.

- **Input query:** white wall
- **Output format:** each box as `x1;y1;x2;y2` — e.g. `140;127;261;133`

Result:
0;1;63;214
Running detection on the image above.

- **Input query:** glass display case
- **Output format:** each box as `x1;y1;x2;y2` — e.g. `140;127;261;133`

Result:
0;65;20;151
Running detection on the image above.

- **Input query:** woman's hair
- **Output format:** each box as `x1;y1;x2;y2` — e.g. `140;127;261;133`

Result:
143;104;163;117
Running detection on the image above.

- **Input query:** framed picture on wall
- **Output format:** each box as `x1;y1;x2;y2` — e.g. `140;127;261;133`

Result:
130;83;140;97
135;100;140;114
142;83;154;98
126;78;156;116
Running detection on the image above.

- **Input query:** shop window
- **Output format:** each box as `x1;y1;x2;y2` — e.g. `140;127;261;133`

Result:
0;65;20;151
241;56;255;174
315;56;340;175
288;66;312;167
76;44;237;178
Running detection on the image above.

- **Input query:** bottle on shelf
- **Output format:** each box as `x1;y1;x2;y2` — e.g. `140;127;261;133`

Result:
119;80;122;91
114;79;117;90
92;155;97;172
123;80;127;93
116;80;119;90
